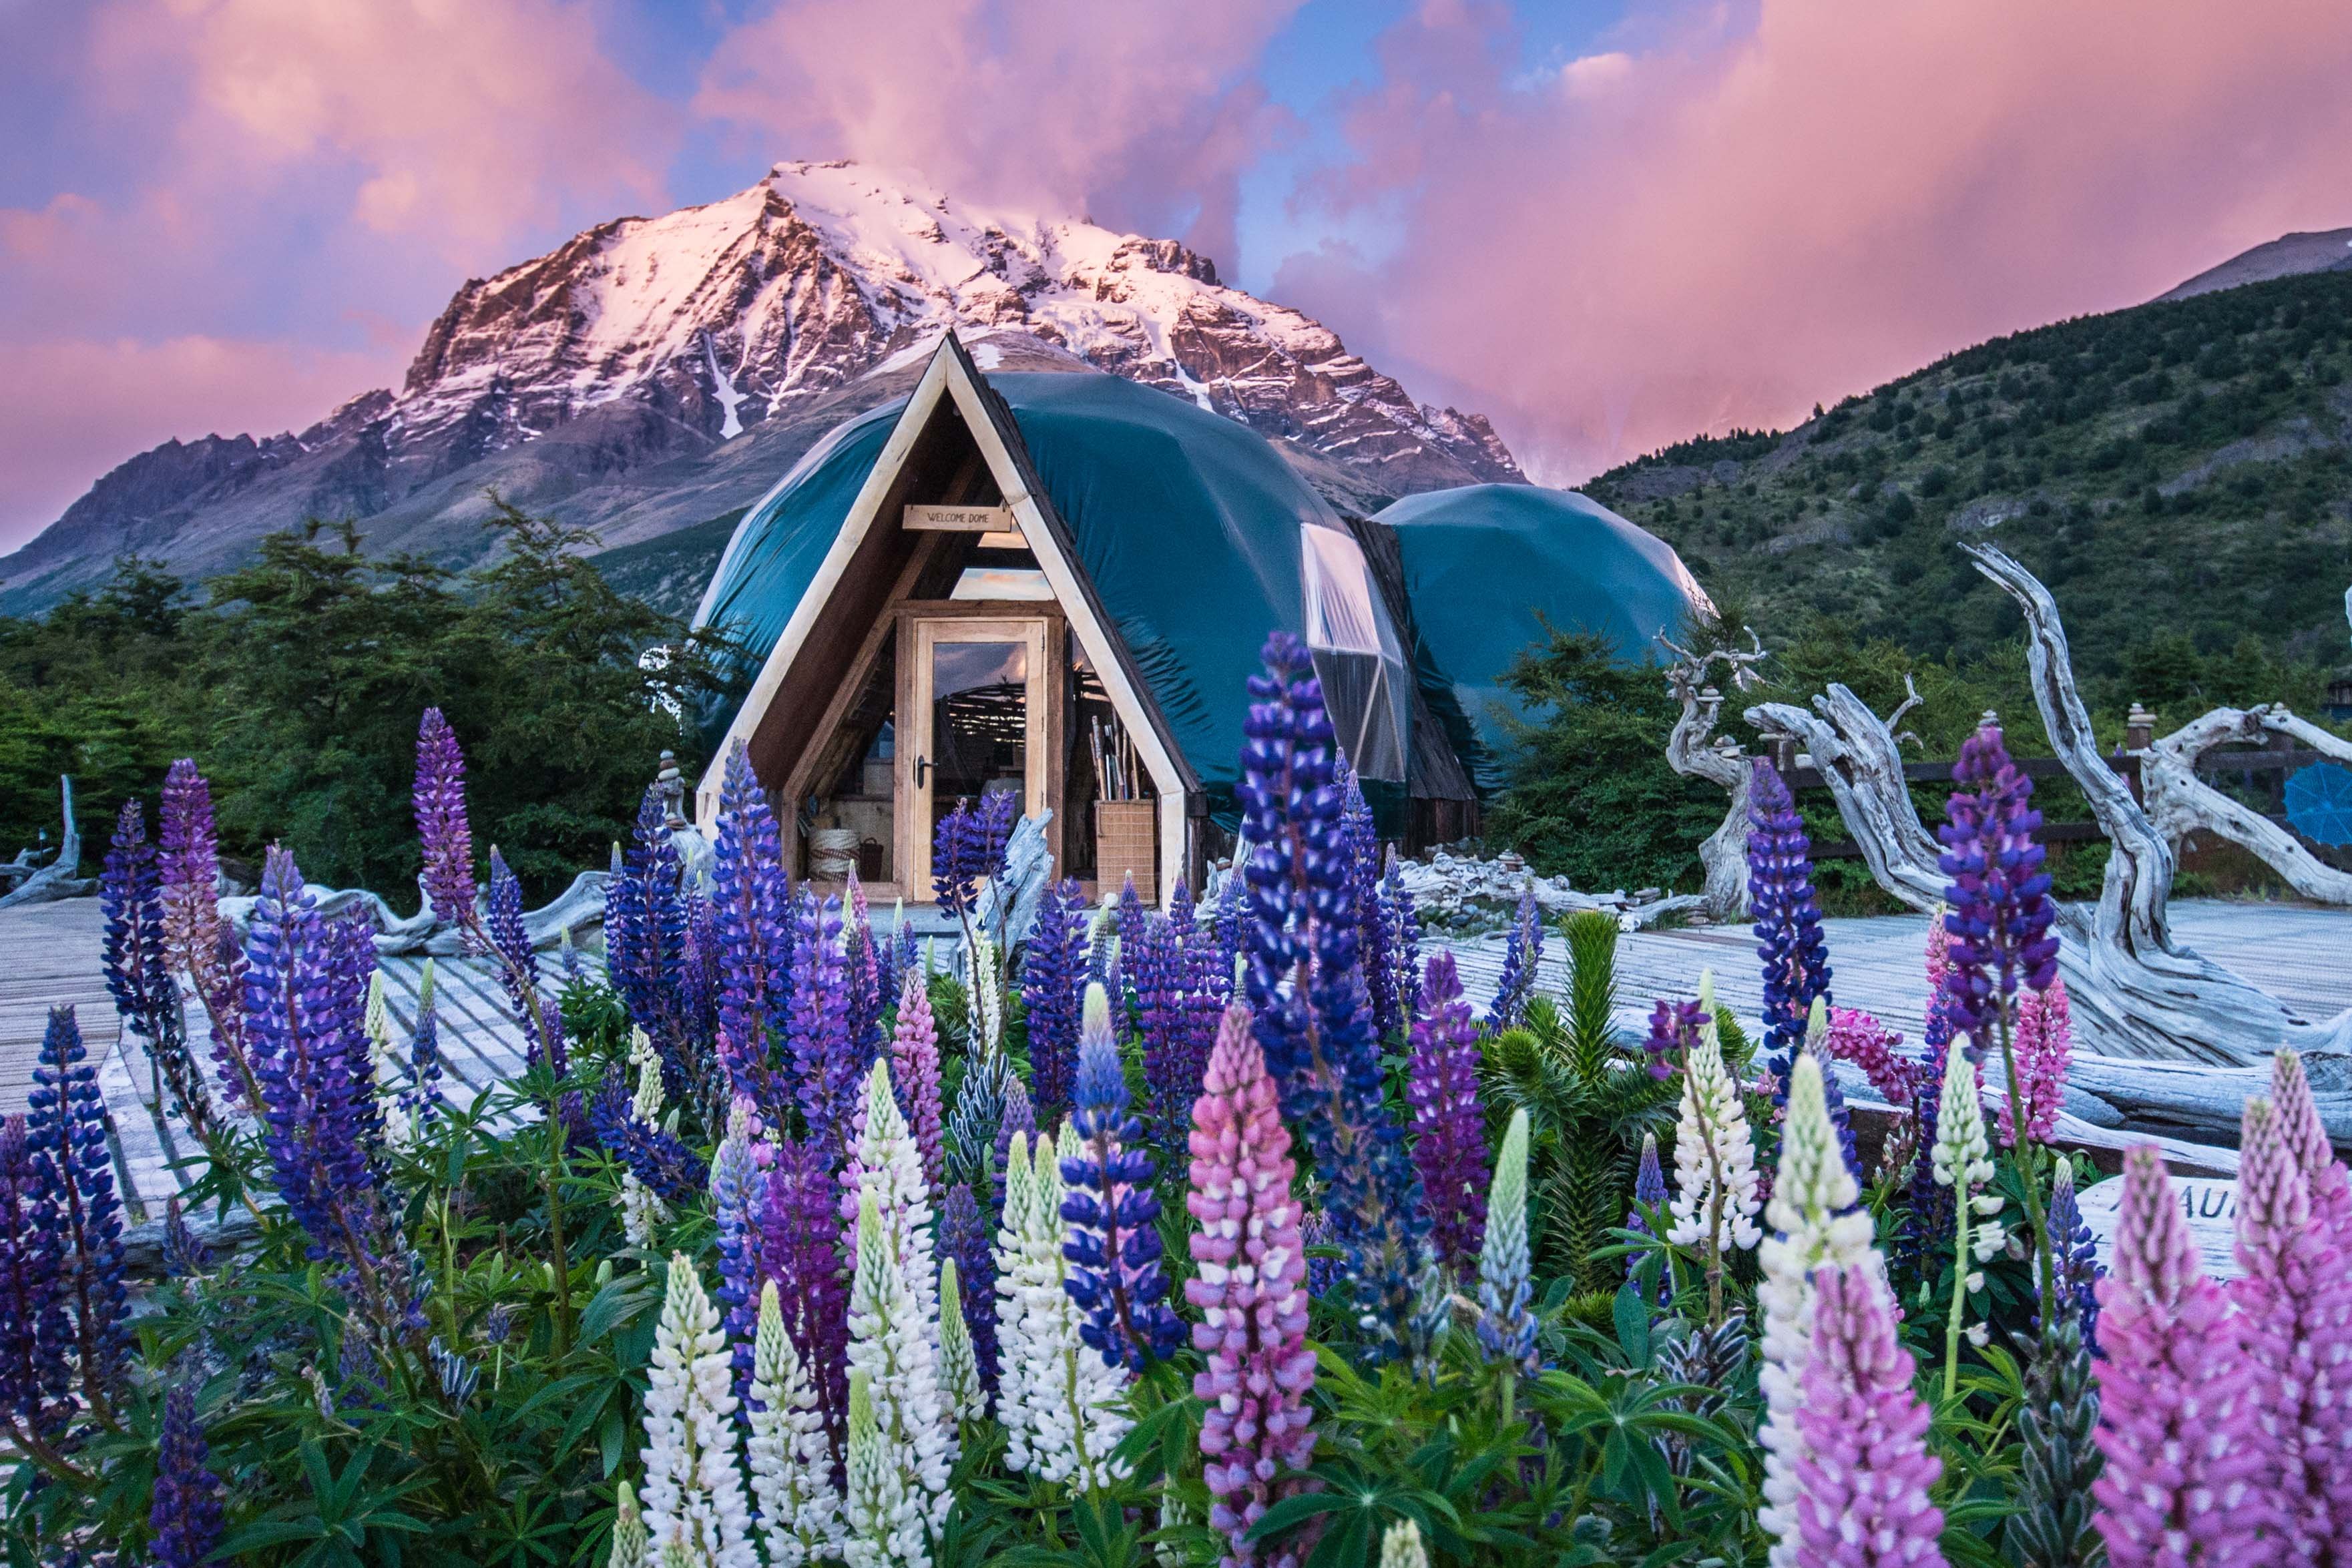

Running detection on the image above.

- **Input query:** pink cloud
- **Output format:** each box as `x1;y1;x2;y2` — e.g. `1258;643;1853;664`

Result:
694;0;1306;270
90;0;680;263
1280;0;2352;482
0;335;408;551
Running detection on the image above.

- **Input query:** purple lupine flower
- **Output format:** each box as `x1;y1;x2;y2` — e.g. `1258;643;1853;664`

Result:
1407;951;1489;1271
2230;1098;2352;1559
161;1195;210;1279
1341;767;1399;1039
1747;757;1831;1081
1237;632;1429;1358
1792;1266;1944;1567
159;760;252;1107
2043;1160;2102;1354
585;1079;705;1206
890;975;945;1202
244;854;388;1274
939;1182;998;1390
1116;872;1146;995
1626;1131;1672;1302
786;892;862;1156
101;800;209;1130
711;744;793;1114
710;1104;762;1396
485;848;561;1075
756;1135;849;1441
991;1074;1036;1220
0;1114;63;1428
2093;1145;2274;1567
680;892;720;1059
2271;1049;2352;1254
1936;721;2060;1050
1168;879;1198;939
413;708;476;928
1900;987;1960;1276
150;1384;224;1568
1379;850;1422;1023
28;1006;130;1403
604;787;688;1062
1300;1206;1341;1298
1642;996;1705;1083
931;798;980;917
1060;983;1183;1370
1210;858;1245;1005
1186;1001;1316;1566
1021;878;1087;1120
843;871;883;1063
1132;908;1205;1157
1485;884;1542;1032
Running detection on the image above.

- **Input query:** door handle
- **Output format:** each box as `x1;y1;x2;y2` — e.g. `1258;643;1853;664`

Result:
913;755;931;788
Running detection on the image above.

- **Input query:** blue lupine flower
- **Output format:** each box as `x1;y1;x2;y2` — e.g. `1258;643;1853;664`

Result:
0;1113;62;1426
1236;632;1429;1360
1339;768;1398;1039
604;787;689;1069
711;744;794;1113
243;852;387;1275
1060;984;1183;1371
1485;885;1542;1032
1019;878;1086;1119
2044;1160;2103;1355
939;1182;998;1389
161;1196;210;1279
101;800;203;1128
29;1006;130;1402
1937;721;2062;1048
785;891;861;1153
1379;852;1422;1023
1900;989;1959;1274
486;848;562;1076
1747;758;1832;1079
149;1384;224;1568
586;1077;708;1206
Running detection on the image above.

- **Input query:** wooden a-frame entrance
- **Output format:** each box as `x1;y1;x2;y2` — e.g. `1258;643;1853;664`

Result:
694;335;1199;903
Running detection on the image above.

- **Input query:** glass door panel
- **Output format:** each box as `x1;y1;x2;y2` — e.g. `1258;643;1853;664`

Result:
905;617;1049;895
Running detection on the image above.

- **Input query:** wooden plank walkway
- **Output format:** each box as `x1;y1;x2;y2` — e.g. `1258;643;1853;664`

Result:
2;893;2346;1212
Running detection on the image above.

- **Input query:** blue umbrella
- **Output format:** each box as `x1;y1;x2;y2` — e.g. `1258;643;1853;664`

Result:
2284;762;2352;847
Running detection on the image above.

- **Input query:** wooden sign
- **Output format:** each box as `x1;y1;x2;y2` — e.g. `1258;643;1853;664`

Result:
2076;1173;2239;1281
905;503;1013;532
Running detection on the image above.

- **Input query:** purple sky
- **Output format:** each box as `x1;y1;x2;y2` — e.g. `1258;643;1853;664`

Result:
5;0;2350;551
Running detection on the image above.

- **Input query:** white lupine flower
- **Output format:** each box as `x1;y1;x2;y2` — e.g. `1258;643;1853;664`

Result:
620;1173;670;1249
993;1131;1045;1472
640;1256;757;1568
363;971;415;1152
746;1280;842;1566
1380;1518;1431;1568
965;935;1004;1055
1001;1123;1129;1495
631;1026;666;1123
1930;1047;2005;1264
845;1186;951;1551
844;1370;922;1568
936;1257;984;1426
848;1060;943;1371
608;1479;648;1568
1666;976;1761;1256
1756;1052;1881;1568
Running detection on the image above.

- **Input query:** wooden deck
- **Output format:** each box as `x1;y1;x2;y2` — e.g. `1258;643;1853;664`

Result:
1;892;2346;1216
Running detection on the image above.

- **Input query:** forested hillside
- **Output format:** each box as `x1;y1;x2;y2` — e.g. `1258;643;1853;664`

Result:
1586;270;2352;696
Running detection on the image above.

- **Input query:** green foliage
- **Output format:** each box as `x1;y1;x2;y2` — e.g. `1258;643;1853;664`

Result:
1483;627;1726;892
1482;914;1678;1294
0;503;719;899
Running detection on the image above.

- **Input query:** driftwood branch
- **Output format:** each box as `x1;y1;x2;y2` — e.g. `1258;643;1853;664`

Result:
2140;706;2352;905
1743;684;1947;909
0;777;93;910
1658;629;1769;919
218;870;612;956
1964;541;2352;1063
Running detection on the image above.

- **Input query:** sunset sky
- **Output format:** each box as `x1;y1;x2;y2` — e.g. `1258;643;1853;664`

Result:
4;0;2350;549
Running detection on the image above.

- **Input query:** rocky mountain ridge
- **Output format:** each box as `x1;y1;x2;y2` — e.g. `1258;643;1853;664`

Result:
1;160;1520;614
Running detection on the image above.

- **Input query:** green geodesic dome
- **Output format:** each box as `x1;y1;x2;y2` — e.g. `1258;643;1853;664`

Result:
1375;484;1712;795
693;370;1416;798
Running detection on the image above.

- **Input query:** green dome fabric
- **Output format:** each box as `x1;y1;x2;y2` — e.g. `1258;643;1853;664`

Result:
1375;484;1711;795
694;370;1409;796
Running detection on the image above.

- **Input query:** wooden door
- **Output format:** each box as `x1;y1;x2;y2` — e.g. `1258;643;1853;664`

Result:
901;615;1051;894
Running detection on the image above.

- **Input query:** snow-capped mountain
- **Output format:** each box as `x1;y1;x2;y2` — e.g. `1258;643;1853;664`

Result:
1;160;1520;613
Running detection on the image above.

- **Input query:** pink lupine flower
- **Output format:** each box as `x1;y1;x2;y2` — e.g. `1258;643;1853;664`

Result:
1997;978;2071;1149
1792;1265;1945;1568
1923;910;1953;992
2230;1097;2352;1561
1823;1007;1924;1111
2092;1145;2274;1568
889;975;945;1202
1186;1001;1316;1568
2270;1050;2352;1252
